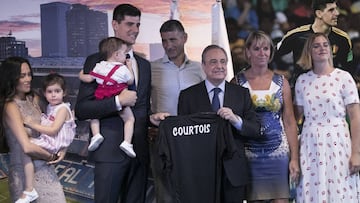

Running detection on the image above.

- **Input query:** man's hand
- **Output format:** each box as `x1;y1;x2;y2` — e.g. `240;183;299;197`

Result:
118;89;137;107
217;107;238;123
150;112;170;127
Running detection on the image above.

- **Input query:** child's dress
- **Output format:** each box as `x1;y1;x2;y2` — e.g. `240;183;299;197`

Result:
31;102;76;154
295;69;360;202
90;61;133;99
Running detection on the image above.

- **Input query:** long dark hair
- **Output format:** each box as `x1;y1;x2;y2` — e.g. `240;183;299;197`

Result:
0;57;34;143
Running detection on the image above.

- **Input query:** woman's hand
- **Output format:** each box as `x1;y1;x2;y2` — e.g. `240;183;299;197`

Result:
349;152;360;175
48;148;67;164
289;158;300;184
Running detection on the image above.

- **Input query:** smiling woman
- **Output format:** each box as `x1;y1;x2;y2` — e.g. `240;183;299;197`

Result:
233;31;299;202
0;57;67;203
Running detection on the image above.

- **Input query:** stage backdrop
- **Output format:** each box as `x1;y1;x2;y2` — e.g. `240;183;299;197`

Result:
0;2;233;201
0;0;218;61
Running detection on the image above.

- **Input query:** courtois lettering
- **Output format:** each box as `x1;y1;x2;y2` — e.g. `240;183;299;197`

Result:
172;124;211;136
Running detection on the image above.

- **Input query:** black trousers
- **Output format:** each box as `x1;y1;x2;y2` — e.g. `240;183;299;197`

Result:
94;158;148;203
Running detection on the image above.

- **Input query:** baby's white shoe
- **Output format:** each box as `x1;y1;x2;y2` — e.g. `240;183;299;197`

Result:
88;133;104;151
120;141;136;158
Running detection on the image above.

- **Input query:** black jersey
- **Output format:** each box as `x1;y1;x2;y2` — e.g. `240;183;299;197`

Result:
156;113;237;203
276;24;353;86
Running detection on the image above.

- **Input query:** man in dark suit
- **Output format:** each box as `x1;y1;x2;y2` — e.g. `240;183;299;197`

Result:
178;44;260;202
75;4;151;203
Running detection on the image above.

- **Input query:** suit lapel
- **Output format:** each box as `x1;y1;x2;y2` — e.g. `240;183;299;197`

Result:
199;81;214;112
223;82;234;108
134;55;142;92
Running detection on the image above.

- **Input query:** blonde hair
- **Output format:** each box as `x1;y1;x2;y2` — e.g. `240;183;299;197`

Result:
244;30;275;63
297;33;333;70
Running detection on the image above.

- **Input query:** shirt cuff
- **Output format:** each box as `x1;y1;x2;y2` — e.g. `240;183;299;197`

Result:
231;115;243;130
115;96;122;111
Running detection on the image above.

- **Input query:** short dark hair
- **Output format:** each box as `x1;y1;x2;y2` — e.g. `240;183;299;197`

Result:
99;37;127;60
160;19;185;33
113;4;141;23
42;73;67;94
312;0;337;11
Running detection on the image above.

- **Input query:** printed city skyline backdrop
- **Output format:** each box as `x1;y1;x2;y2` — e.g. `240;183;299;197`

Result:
1;0;224;143
0;0;216;61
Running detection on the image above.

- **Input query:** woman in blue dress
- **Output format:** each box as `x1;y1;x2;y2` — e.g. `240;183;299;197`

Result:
232;31;299;202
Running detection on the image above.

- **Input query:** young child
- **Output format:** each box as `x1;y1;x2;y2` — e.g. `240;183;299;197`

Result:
79;37;136;157
17;73;76;203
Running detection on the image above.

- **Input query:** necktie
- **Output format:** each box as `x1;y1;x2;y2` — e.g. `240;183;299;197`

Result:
212;87;221;112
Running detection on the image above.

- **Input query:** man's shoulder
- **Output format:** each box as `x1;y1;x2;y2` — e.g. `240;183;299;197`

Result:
131;52;149;68
277;25;311;51
86;52;102;61
151;57;163;63
134;52;149;61
283;24;312;39
150;57;164;67
185;59;202;68
181;81;204;93
331;27;350;38
331;27;352;45
83;52;102;72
